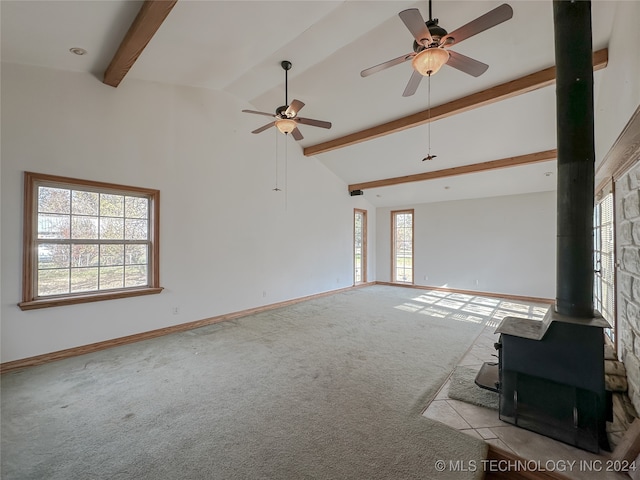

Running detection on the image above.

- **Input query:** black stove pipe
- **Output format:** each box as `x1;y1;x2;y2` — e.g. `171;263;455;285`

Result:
553;0;595;318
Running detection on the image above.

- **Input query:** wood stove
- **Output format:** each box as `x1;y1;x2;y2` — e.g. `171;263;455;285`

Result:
495;312;610;453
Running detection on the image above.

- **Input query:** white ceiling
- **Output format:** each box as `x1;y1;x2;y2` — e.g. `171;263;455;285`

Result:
0;0;617;207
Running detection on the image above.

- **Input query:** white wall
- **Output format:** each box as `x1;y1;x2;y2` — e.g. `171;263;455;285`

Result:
594;0;640;165
377;191;556;299
0;63;376;363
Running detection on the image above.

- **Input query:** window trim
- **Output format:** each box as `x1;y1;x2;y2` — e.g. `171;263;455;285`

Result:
19;172;162;310
391;209;414;284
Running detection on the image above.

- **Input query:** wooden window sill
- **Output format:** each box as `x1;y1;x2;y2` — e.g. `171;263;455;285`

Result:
19;287;164;311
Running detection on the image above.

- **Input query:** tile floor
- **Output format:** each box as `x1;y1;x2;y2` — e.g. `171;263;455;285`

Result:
422;299;632;480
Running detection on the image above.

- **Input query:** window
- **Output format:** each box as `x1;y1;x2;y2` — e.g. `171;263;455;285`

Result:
354;209;367;284
392;209;413;284
20;172;162;310
594;189;615;343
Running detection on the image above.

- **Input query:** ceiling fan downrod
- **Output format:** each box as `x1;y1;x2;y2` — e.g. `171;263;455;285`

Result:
281;60;292;109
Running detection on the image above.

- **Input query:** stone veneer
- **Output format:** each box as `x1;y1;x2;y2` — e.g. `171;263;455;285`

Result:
616;159;640;413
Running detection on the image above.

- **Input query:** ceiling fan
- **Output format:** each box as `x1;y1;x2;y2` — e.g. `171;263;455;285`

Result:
242;61;332;141
361;1;513;97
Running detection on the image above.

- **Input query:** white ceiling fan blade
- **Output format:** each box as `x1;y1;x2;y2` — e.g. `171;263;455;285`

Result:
402;70;423;97
446;50;489;77
361;53;415;78
251;122;275;134
242;110;276;118
285;99;305;117
399;8;433;46
297;117;332;129
290;127;303;141
442;4;513;46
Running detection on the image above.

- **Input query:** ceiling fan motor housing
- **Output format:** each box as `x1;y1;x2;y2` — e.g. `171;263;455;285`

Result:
413;20;448;51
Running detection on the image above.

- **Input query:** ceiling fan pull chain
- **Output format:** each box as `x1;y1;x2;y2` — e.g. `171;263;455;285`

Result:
423;74;437;162
428;74;431;155
273;128;280;192
285;133;289;211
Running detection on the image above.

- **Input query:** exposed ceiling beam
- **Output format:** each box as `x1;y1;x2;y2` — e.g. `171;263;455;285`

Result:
305;48;608;157
103;0;178;88
348;149;557;192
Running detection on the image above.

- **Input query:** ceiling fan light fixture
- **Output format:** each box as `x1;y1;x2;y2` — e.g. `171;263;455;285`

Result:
275;118;297;134
412;48;449;76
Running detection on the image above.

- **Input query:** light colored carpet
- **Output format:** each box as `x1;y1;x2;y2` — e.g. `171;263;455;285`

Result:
448;365;499;410
1;285;490;479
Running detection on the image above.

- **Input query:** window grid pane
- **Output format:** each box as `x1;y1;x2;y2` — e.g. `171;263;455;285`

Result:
71;215;99;239
38;268;70;296
125;265;148;288
71;267;99;293
38;187;70;214
38;214;70;239
100;266;125;290
72;190;99;216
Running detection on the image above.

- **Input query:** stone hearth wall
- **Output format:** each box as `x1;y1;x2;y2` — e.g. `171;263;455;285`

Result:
617;159;640;413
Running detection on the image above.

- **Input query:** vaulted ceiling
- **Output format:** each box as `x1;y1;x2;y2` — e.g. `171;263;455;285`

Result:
0;1;617;207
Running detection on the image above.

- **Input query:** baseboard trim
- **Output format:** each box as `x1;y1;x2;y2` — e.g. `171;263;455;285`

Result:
374;281;555;305
0;282;375;374
0;281;547;374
